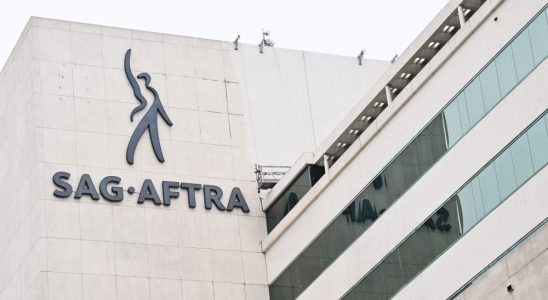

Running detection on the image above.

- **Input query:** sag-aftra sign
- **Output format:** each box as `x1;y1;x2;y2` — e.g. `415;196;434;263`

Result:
52;171;250;212
51;49;250;213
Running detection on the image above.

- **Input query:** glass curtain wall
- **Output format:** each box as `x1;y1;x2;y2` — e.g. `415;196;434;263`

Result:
269;7;548;299
343;112;548;299
266;165;325;232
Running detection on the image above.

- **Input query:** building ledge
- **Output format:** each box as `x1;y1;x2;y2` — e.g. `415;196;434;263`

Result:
262;0;503;254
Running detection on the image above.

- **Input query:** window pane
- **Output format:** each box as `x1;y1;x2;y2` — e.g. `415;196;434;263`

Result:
494;149;517;200
512;29;535;81
351;262;386;298
398;230;433;282
527;119;548;171
470;177;485;218
276;7;548;297
416;135;442;170
290;256;323;292
510;134;534;186
384;253;405;295
478;164;501;213
456;184;478;233
343;113;548;300
442;100;463;148
269;286;293;300
266;164;325;232
495;47;518;97
443;199;462;244
528;12;548;65
464;78;485;126
457;93;471;132
384;162;407;197
431;133;448;165
480;62;501;111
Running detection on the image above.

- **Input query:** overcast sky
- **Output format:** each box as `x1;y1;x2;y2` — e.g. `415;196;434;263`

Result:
1;0;447;69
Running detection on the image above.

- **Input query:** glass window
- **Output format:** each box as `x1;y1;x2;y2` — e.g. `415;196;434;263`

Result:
269;286;293;300
358;262;386;296
495;47;518;97
494;149;517;200
464;78;485;126
429;115;450;161
442;100;463;148
527;119;548;171
398;231;432;283
510;134;534;186
479;62;501;112
457;93;471;133
478;164;501;213
456;184;478;233
443;199;463;244
528;12;548;65
343;113;547;300
290;255;323;289
383;251;405;295
470;177;485;218
266;164;325;232
272;7;548;298
512;30;535;81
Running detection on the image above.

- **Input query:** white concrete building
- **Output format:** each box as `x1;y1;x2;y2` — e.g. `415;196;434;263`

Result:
0;9;388;300
263;0;548;299
0;0;547;299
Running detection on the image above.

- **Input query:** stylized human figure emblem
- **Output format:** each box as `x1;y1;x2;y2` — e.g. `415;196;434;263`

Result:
124;49;173;165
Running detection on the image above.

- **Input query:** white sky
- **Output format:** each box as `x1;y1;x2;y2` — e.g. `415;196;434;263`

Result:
1;0;447;69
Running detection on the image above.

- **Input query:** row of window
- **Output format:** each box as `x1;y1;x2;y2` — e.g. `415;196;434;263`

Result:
265;165;325;233
268;6;548;299
343;112;548;299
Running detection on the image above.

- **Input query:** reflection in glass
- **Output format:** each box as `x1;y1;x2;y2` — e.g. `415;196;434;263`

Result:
266;164;325;232
269;7;548;299
346;197;465;299
344;113;547;300
456;184;478;233
443;100;463;148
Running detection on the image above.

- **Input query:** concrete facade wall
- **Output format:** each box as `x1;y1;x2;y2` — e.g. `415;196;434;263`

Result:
263;0;548;298
302;53;548;300
234;47;388;165
452;221;548;300
0;16;387;300
0;22;45;300
393;166;548;299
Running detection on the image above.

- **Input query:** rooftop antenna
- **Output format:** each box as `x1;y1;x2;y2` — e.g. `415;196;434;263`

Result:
259;29;275;54
390;54;398;63
357;49;366;65
233;34;241;50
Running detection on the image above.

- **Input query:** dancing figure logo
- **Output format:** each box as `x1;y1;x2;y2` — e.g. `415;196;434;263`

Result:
124;49;173;165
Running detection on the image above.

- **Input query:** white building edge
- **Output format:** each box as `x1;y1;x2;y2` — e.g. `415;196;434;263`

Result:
0;7;389;300
0;0;546;299
262;0;548;299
